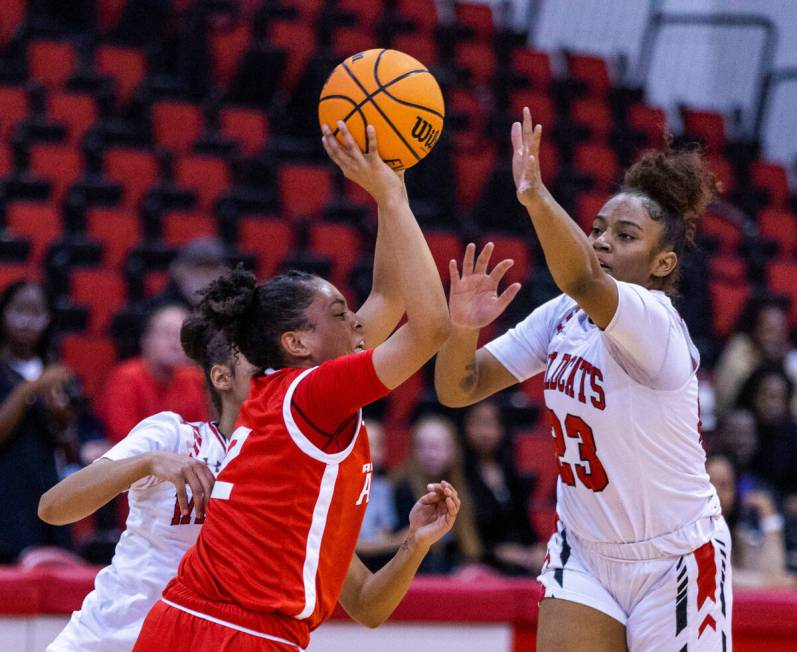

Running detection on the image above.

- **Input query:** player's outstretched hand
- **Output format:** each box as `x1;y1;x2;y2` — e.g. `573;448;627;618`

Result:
449;242;521;330
511;106;546;208
407;480;460;550
321;121;404;205
145;451;215;520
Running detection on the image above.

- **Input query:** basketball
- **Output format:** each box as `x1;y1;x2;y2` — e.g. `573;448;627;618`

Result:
319;48;445;171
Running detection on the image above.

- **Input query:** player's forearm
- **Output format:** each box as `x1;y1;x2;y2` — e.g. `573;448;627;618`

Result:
525;188;603;296
378;194;448;345
38;455;150;525
434;325;482;407
347;535;430;628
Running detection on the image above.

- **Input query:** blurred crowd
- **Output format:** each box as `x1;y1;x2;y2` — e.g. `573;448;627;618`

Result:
1;240;795;591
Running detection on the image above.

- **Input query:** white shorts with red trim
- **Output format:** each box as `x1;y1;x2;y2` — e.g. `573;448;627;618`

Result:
538;517;733;651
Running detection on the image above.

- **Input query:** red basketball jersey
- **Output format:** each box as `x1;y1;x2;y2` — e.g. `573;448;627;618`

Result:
163;352;388;649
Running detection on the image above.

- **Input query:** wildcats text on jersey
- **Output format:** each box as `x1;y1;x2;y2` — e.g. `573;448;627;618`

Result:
543;351;606;410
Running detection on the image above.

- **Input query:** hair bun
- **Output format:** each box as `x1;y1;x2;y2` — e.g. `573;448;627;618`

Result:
199;267;257;327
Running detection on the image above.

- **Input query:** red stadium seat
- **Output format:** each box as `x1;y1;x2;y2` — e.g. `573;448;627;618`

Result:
60;334;117;401
6;202;61;264
682;108;726;153
511;48;553;90
209;22;251;87
0;0;24;48
390;34;438;68
479;233;531;285
759;208;797;257
337;0;384;29
701;212;742;254
308;222;362;288
0;143;13;177
708;254;746;284
219;107;269;157
278;163;334;218
268;22;315;93
768;260;797;326
104;148;159;208
174;155;231;213
448;88;486;150
237;216;294;279
570;97;613;142
394;0;439;35
575;191;609;234
509;90;555;129
70;269;127;333
48;92;97;145
152;100;203;154
162;211;216;247
567;53;611;97
144;270;169;297
454;145;497;210
750;161;790;208
293;0;326;21
454;2;494;43
455;42;496;85
573;143;620;191
0;263;37;291
27;40;77;89
627;103;667;148
331;28;376;61
86;208;141;268
425;230;462;281
28;145;83;202
538;140;559;188
96;45;147;106
709;280;750;338
0;86;27;139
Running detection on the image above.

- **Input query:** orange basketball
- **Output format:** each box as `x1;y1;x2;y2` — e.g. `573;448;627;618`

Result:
319;49;445;171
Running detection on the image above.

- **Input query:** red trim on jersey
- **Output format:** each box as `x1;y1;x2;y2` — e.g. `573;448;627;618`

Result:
208;422;227;451
694;541;717;610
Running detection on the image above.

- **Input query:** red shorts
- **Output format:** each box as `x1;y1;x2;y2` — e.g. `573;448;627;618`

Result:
133;601;302;652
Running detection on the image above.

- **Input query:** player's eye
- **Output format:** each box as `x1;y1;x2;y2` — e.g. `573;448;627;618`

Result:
336;312;346;319
591;227;602;236
619;233;634;240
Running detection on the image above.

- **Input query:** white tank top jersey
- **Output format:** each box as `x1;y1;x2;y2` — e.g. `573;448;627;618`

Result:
47;412;229;652
486;279;721;555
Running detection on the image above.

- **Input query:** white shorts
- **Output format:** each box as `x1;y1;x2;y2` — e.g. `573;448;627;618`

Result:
539;517;733;651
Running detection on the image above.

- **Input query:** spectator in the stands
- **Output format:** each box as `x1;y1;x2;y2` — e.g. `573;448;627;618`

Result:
393;413;482;574
0;281;78;561
462;399;546;576
98;303;209;444
112;238;229;359
709;408;761;499
736;364;797;498
713;294;797;418
707;454;795;588
356;419;402;571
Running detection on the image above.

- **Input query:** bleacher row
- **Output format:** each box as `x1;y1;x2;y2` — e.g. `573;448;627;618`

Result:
1;0;797;532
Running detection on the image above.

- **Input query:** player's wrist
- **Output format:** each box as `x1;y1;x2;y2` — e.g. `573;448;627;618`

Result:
403;530;431;557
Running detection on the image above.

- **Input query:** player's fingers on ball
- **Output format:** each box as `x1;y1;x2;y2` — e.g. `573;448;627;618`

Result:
337;121;359;154
364;124;378;158
474;241;494;274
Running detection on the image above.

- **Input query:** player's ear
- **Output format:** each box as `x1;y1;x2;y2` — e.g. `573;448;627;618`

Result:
650;249;677;279
209;364;232;391
280;331;311;359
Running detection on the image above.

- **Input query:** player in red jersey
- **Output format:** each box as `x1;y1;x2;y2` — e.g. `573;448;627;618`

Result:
133;122;463;651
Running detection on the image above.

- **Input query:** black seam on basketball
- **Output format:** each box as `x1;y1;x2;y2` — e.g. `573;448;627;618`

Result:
374;49;445;120
318;94;370;153
341;61;421;161
325;68;430;135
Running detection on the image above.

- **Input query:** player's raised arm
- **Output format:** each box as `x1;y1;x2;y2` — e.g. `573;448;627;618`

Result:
322;122;449;389
434;243;521;407
355;175;406;348
512;107;618;328
339;481;460;627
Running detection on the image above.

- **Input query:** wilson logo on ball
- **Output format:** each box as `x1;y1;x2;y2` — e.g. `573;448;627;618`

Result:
410;116;440;150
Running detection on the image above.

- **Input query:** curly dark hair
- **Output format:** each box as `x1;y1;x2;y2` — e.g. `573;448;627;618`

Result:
621;142;719;294
182;267;321;377
181;316;238;414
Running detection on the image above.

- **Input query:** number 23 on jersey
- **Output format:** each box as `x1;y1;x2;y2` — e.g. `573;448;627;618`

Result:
547;408;609;492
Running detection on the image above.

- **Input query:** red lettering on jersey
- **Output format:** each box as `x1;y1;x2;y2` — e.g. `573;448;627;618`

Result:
589;367;606;410
170;497;203;525
556;354;575;392
577;359;591;404
563;356;581;398
552;354;572;388
543;352;560;390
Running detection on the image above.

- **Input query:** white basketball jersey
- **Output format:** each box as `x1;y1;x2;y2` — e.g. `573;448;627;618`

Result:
47;412;229;652
486;280;721;550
